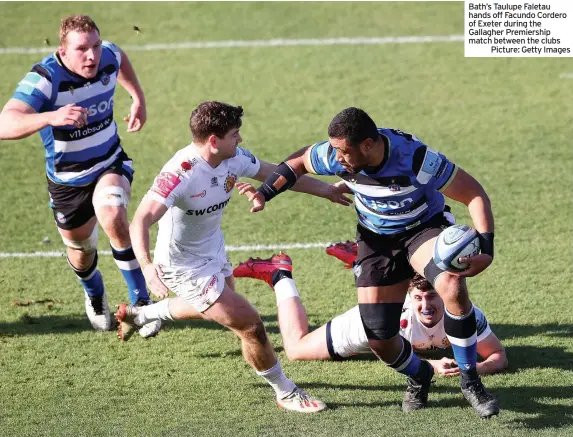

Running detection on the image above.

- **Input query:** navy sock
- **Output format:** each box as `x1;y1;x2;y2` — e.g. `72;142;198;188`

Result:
68;252;104;297
110;245;151;304
388;336;423;378
444;306;478;380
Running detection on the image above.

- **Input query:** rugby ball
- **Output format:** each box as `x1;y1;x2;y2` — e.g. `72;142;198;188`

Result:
434;225;480;272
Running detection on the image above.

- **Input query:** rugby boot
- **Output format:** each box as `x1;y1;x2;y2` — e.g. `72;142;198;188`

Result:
461;377;500;419
84;290;112;331
402;360;434;412
325;241;358;269
115;303;140;341
277;388;327;413
134;298;162;338
233;252;292;287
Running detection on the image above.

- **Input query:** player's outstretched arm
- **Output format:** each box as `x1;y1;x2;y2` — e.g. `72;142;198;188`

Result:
130;198;169;298
442;167;495;277
241;146;321;212
116;47;146;133
244;160;352;206
476;332;508;375
0;99;87;140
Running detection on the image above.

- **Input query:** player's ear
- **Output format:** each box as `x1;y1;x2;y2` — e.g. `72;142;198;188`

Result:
362;138;374;153
58;44;67;59
208;134;218;149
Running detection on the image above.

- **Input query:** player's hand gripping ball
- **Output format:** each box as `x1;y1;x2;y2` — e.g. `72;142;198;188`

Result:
434;225;481;272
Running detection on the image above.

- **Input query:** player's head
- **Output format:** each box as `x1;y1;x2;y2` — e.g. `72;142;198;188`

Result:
408;274;444;328
190;101;244;159
328;107;380;173
58;15;102;79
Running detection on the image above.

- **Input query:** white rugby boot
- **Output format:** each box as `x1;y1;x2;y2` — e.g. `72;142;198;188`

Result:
135;298;162;338
277;388;327;413
84;290;112;331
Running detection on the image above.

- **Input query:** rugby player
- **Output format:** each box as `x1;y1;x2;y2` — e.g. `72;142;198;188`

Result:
116;101;353;413
233;253;508;377
0;15;160;336
240;107;500;417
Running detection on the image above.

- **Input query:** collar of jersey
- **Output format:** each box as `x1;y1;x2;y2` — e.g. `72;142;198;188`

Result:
187;143;229;175
55;52;97;83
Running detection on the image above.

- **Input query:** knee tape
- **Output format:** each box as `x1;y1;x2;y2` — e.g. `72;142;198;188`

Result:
359;303;403;340
423;258;446;287
62;226;98;253
94;185;130;208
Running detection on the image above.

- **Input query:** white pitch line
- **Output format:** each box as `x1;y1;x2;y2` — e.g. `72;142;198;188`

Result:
559;73;573;79
0;35;464;55
0;242;333;259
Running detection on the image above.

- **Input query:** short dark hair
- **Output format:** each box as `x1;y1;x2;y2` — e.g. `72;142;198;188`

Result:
59;15;100;45
408;273;434;293
327;107;379;148
189;101;243;143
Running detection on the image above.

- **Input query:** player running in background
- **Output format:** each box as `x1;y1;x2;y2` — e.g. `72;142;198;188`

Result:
0;15;160;336
116;101;352;413
233;252;508;377
240;107;499;417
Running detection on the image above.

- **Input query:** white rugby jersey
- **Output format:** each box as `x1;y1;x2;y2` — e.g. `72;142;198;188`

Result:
328;297;492;359
399;295;492;350
146;144;260;271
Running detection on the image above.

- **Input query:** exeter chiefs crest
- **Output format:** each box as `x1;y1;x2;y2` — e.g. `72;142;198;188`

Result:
224;174;237;193
100;72;110;86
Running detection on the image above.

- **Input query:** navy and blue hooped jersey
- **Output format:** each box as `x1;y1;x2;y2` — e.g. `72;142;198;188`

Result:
12;41;126;186
306;128;458;235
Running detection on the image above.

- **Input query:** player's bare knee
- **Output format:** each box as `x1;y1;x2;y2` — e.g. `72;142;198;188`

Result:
284;348;306;361
98;208;129;238
434;273;466;302
241;319;268;346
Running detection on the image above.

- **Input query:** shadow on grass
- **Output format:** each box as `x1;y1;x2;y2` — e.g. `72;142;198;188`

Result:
250;380;573;429
0;313;282;336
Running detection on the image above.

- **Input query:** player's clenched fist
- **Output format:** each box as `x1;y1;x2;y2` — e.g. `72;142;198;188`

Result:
49;104;88;128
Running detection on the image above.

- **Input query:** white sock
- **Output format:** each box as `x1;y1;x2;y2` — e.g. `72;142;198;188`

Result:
135;299;174;325
256;361;297;399
274;277;299;305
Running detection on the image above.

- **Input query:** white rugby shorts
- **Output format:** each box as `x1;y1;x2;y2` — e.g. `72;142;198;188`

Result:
159;254;233;313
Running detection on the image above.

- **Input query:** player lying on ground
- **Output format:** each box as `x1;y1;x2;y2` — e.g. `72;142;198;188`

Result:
115;101;354;413
233;251;508;377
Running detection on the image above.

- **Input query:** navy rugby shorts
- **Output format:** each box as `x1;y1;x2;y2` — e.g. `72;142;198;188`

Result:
47;151;134;230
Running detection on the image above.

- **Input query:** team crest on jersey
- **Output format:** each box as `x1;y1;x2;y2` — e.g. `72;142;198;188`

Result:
389;183;401;192
100;72;110;86
56;212;67;224
224;174;237;193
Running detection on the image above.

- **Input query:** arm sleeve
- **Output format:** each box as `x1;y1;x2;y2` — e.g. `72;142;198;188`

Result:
411;144;458;192
306;141;341;175
235;146;261;178
12;66;52;112
102;41;122;67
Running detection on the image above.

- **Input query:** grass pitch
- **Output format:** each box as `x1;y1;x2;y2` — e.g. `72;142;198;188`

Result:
0;2;572;436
